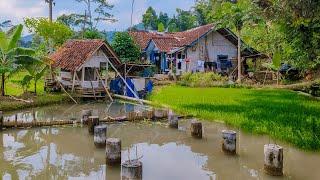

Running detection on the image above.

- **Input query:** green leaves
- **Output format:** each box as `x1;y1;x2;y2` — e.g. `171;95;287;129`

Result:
8;24;23;51
24;18;73;48
112;32;140;62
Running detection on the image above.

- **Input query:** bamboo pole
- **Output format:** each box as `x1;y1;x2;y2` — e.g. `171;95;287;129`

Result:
3;120;74;128
95;69;113;101
101;54;143;105
58;82;78;104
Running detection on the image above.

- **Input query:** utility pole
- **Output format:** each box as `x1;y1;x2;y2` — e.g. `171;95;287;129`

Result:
130;0;135;32
45;0;55;22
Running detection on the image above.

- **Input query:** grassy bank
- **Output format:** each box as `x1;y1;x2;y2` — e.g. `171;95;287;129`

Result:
149;85;320;150
1;71;69;111
0;94;69;111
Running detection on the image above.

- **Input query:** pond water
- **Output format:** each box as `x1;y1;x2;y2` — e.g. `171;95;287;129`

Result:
1;102;320;180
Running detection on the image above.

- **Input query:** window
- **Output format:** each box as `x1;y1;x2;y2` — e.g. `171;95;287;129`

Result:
84;67;95;81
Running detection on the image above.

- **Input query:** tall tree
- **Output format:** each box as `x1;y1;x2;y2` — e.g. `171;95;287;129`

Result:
158;12;170;29
167;15;179;32
208;0;258;82
24;18;73;49
254;0;320;70
0;25;35;96
112;32;140;62
75;0;115;30
142;7;158;30
175;9;197;31
158;22;165;32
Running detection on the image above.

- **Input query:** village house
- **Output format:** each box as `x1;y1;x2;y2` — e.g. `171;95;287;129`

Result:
49;39;150;101
129;24;260;76
49;39;122;99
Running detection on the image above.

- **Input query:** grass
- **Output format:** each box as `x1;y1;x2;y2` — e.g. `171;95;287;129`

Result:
149;85;320;150
0;71;69;111
5;71;45;96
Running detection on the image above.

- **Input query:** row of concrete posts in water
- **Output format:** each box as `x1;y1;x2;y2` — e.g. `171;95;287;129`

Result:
82;108;284;178
0;109;284;178
168;113;284;177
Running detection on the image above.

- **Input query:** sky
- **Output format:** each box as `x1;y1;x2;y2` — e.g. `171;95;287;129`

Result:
0;0;196;34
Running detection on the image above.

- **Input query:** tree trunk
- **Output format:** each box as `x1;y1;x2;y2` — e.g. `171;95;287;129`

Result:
88;0;92;29
34;80;37;95
1;73;5;96
49;0;53;22
237;29;242;83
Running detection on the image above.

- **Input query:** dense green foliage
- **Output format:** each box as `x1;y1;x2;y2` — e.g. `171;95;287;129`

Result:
194;0;320;71
141;7;197;32
142;7;158;30
179;72;228;87
83;29;105;39
111;32;140;62
150;86;320;150
24;18;73;48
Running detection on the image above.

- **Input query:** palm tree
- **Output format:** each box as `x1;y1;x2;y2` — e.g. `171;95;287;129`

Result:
0;24;34;96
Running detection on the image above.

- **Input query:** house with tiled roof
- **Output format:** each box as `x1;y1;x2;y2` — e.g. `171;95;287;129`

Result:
130;24;260;75
49;39;122;98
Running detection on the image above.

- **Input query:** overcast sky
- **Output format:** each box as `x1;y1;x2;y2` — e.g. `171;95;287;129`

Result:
0;0;195;34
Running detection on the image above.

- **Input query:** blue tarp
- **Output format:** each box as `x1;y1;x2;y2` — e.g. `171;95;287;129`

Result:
126;78;136;98
145;80;153;93
110;78;122;95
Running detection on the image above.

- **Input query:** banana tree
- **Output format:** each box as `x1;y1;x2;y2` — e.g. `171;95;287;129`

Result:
0;24;35;96
15;54;49;95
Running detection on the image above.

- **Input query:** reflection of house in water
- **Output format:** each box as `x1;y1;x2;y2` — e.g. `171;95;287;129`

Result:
130;24;261;76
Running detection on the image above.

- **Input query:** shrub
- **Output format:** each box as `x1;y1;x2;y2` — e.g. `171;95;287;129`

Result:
179;72;228;87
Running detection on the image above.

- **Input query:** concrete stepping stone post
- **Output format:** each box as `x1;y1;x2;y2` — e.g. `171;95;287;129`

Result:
153;109;168;119
121;159;143;180
94;125;107;148
88;116;99;135
264;144;283;176
168;115;179;129
106;138;121;165
191;120;202;139
81;110;92;125
222;130;237;154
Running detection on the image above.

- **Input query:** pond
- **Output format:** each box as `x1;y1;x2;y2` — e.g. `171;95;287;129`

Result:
1;102;320;180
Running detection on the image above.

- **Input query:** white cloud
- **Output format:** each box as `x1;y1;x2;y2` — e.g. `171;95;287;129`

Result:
0;0;47;23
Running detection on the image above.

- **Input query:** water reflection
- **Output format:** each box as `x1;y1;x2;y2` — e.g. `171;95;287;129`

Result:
0;125;215;180
0;102;320;179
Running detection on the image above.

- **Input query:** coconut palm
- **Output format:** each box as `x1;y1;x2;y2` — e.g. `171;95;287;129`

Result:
0;24;35;96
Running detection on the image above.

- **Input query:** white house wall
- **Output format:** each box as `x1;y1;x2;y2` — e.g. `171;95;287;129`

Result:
79;50;109;89
81;50;109;68
186;31;237;72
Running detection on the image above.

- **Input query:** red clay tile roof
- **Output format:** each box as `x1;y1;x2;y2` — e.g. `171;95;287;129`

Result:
129;24;214;51
151;37;181;53
50;39;121;71
173;24;214;46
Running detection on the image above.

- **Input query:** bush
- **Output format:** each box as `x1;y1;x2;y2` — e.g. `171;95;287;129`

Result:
179;72;228;87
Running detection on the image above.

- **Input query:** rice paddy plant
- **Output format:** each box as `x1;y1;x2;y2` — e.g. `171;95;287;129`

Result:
149;85;320;150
